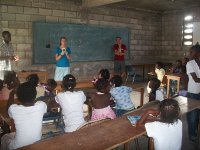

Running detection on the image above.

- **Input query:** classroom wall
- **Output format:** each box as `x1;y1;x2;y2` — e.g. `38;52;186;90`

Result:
161;8;200;62
0;0;162;80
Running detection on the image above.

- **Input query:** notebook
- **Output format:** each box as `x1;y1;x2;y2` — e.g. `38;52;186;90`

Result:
127;116;141;126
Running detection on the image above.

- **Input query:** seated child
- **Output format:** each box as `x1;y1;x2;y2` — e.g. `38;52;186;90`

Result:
1;71;19;100
148;78;164;102
92;69;110;84
110;75;135;117
26;74;45;98
1;82;47;149
178;66;188;97
37;79;58;118
137;99;182;150
40;79;57;96
90;79;116;121
155;62;165;84
171;60;182;74
149;62;165;86
182;57;189;67
55;74;86;132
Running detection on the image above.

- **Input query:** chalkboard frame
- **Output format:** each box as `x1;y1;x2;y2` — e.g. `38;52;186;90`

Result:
32;22;130;64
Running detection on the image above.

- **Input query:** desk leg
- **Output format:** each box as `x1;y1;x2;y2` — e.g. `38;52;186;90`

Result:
166;79;170;98
177;79;180;94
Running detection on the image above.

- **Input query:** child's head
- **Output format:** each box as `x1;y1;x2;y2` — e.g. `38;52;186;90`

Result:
182;57;189;66
98;69;110;80
160;99;180;124
26;74;39;87
62;74;76;91
110;75;123;87
0;79;3;91
155;62;163;69
95;78;109;93
17;82;37;105
46;79;57;91
175;60;182;67
4;71;19;90
149;78;161;91
189;43;200;59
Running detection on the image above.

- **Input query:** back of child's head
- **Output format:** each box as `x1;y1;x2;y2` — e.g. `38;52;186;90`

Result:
17;82;37;105
26;74;39;87
99;69;110;80
149;78;161;91
176;60;182;66
110;75;123;87
95;78;109;93
160;99;180;124
62;74;76;91
4;71;19;89
47;79;57;90
156;62;163;69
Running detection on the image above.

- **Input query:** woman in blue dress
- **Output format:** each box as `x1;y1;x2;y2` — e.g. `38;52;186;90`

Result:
54;36;71;81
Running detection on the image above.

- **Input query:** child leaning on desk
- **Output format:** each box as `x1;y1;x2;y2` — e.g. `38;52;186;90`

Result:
137;99;182;150
1;82;47;150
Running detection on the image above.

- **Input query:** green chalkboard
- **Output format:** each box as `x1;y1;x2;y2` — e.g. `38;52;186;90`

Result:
32;22;130;64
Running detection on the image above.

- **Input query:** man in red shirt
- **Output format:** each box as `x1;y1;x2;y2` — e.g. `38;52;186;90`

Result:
113;37;126;76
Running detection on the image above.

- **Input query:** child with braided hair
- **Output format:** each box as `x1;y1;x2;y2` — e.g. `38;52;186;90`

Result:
55;74;86;132
137;99;182;150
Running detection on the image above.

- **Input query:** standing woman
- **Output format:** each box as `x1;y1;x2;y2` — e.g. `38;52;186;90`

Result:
54;37;71;81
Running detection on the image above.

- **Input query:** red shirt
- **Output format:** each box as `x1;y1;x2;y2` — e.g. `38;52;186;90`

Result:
113;44;126;61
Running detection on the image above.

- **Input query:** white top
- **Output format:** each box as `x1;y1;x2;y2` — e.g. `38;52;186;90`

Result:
55;91;86;132
8;101;47;149
156;90;164;101
155;68;165;83
145;119;182;150
186;60;200;94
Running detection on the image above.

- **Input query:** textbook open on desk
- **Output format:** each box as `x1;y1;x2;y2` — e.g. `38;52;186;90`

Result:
127;116;141;126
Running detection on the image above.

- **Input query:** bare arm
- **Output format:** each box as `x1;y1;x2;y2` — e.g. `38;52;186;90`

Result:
137;109;159;127
6;89;16;112
55;54;63;61
190;72;200;83
65;53;71;60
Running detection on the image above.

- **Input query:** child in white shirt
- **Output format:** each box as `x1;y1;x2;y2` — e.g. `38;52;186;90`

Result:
1;82;47;150
186;44;200;141
137;99;182;150
155;62;165;85
55;74;86;132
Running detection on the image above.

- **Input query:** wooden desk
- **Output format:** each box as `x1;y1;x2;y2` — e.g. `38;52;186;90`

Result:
166;74;181;98
19;96;200;150
128;63;172;81
17;71;48;83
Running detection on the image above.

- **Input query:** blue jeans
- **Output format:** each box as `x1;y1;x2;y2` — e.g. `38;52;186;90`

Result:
186;92;200;139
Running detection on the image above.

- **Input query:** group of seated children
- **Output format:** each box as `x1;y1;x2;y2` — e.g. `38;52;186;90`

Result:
148;57;189;98
0;50;195;150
